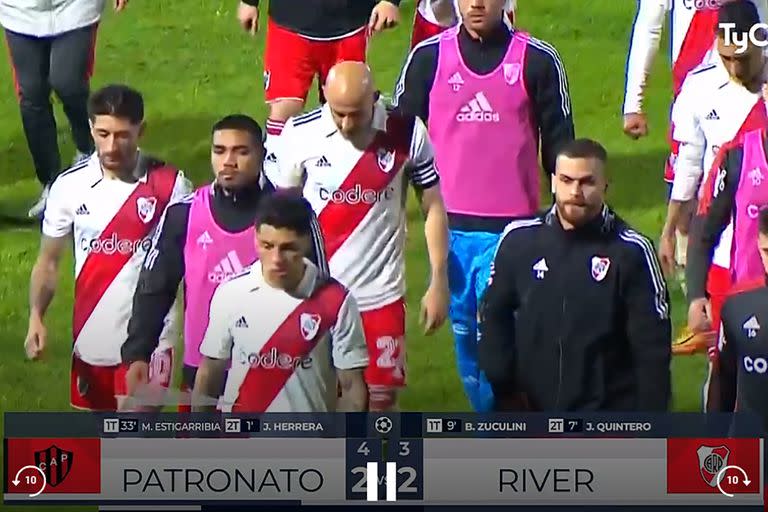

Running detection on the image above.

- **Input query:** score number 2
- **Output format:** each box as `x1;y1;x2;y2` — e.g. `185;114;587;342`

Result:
350;441;418;494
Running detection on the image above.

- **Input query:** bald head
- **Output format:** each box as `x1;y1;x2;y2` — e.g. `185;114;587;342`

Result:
323;61;377;141
324;61;375;106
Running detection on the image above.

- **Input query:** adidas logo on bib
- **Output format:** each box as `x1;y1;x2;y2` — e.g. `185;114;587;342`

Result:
456;92;500;123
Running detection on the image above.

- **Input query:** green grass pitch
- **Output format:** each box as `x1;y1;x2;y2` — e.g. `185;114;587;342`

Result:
0;1;707;507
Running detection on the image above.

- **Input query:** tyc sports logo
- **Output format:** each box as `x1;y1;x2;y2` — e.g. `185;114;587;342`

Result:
80;234;152;255
720;20;768;54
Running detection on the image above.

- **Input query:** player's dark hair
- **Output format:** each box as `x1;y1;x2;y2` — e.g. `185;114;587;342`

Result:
255;191;314;237
716;0;761;38
88;84;144;124
212;114;265;148
558;138;608;164
759;206;768;235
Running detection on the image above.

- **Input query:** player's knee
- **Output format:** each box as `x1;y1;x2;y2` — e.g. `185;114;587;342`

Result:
268;99;305;122
369;385;398;412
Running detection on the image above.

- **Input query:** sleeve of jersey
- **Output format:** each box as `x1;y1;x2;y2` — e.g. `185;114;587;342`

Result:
198;285;235;361
122;203;188;363
670;82;705;201
391;44;437;122
527;40;574;176
171;171;194;201
622;0;667;115
622;232;671;411
407;116;440;189
478;229;519;390
41;177;74;238
686;148;741;302
330;293;369;371
268;120;306;188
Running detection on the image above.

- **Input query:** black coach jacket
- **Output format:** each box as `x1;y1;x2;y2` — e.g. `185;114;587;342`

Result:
478;205;672;412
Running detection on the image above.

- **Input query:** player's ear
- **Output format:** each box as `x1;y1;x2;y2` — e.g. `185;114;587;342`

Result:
138;120;146;138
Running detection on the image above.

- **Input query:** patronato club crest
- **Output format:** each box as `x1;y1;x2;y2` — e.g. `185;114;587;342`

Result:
503;63;521;85
697;445;729;488
377;148;395;173
590;256;610;282
34;445;73;487
300;313;321;341
136;196;157;224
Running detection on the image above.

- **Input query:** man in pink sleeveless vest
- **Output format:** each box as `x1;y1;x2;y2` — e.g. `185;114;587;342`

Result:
688;127;768;411
391;0;574;411
121;115;271;409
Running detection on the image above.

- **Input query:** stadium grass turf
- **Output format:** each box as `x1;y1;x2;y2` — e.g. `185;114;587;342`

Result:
0;1;706;508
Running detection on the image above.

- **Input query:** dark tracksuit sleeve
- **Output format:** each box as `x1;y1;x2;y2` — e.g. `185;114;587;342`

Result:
686;148;741;302
717;300;738;412
391;43;438;122
478;231;519;391
122;203;189;363
623;236;672;411
524;42;575;176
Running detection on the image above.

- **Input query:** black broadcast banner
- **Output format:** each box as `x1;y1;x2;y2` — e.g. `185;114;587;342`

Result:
3;412;766;438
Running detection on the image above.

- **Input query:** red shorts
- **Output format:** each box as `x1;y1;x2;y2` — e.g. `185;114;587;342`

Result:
263;19;369;103
361;298;406;388
410;10;445;49
70;347;173;411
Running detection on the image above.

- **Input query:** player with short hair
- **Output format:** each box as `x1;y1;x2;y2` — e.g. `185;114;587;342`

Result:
121;115;286;410
392;0;573;411
409;0;515;49
24;84;192;411
661;1;768;359
192;192;369;413
716;208;768;430
268;61;450;412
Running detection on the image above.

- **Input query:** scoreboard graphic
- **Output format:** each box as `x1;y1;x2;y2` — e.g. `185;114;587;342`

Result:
2;412;766;509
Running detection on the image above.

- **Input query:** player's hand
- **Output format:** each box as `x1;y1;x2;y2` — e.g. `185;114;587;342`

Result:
420;279;449;335
658;232;677;277
369;1;400;33
237;1;259;35
114;0;128;11
125;361;150;396
24;317;46;360
688;298;712;333
623;112;648;139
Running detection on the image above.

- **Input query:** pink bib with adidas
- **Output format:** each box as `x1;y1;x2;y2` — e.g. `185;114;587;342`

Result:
732;129;768;285
183;185;258;367
427;26;540;217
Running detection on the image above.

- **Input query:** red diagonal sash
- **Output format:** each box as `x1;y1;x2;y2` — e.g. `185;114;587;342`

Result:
672;9;719;95
73;166;178;341
318;114;413;259
233;281;348;412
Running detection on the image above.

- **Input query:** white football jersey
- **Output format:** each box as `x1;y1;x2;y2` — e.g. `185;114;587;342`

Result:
268;102;439;311
200;261;368;413
622;0;768;115
671;60;766;267
42;153;191;365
